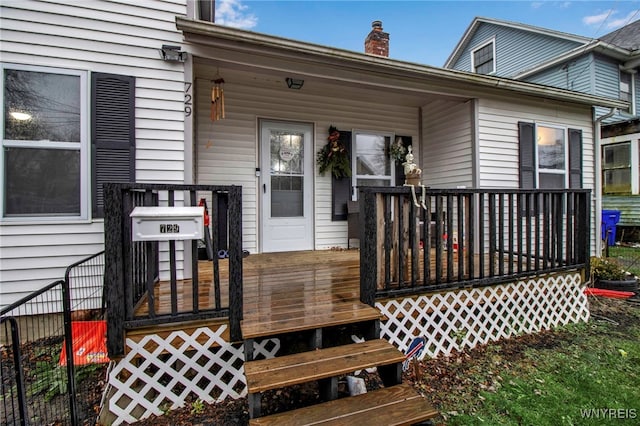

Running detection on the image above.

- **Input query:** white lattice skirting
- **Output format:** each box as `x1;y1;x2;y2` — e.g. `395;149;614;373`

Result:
377;272;589;359
102;273;588;424
103;324;279;425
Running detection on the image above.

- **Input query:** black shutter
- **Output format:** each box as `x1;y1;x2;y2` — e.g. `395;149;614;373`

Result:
394;135;412;185
92;73;135;218
568;128;583;189
331;130;352;221
518;121;535;189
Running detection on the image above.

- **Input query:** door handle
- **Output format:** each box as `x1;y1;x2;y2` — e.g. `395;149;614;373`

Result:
263;183;266;194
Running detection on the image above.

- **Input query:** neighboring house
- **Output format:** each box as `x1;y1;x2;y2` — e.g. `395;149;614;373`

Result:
445;17;640;238
0;1;626;309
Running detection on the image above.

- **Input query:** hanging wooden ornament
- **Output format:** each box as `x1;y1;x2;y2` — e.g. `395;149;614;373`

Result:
211;78;225;121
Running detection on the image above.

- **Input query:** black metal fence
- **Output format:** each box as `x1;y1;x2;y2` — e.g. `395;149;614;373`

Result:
360;188;591;303
103;183;243;358
1;252;106;426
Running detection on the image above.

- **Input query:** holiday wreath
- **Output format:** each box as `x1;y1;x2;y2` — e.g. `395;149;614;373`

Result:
317;126;351;179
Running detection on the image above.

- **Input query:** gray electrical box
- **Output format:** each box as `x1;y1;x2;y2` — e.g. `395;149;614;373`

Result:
130;206;204;241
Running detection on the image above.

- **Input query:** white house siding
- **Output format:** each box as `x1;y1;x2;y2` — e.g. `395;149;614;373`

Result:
476;96;597;252
0;0;187;309
194;66;419;253
421;99;475;188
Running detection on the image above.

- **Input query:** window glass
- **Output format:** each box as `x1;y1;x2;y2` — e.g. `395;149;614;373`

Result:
269;130;304;217
4;147;80;215
473;42;494;74
602;142;631;194
2;66;86;219
537;126;565;171
355;134;391;176
620;71;631;102
538;173;565;189
352;132;394;200
4;69;81;142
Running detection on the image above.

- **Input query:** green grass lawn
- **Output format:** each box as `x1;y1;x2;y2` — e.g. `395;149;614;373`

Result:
420;298;640;426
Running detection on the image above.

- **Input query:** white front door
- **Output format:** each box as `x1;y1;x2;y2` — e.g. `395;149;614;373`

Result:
260;120;314;252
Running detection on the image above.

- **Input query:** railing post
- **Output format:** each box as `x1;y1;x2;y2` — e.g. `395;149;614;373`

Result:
60;278;79;425
360;189;378;306
104;183;126;357
228;185;243;341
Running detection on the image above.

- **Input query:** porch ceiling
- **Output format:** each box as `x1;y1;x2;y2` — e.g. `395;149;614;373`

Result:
193;58;459;108
177;17;627;111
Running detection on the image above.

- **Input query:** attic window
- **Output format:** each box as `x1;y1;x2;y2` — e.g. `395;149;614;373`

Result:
472;40;495;74
198;0;215;22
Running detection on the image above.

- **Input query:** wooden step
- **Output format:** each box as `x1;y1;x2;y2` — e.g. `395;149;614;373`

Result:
249;383;438;426
241;301;381;340
244;339;403;393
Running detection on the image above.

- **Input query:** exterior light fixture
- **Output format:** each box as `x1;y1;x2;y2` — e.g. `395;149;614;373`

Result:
10;111;32;121
285;77;304;90
161;45;186;62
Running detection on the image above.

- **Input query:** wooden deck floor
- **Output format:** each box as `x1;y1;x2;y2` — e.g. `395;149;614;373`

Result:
135;248;518;338
135;250;367;333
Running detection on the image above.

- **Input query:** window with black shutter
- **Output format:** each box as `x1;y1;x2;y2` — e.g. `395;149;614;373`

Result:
91;73;135;218
518;121;582;189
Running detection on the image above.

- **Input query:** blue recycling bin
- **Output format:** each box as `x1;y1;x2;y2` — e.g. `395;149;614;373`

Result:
601;210;621;246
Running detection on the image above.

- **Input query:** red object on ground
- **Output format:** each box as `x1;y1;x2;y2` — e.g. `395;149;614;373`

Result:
199;198;210;227
584;288;635;299
60;320;109;366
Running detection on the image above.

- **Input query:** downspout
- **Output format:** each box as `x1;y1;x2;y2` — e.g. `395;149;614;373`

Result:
594;107;617;256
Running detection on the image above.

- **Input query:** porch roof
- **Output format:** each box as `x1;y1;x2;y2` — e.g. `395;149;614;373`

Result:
176;17;626;110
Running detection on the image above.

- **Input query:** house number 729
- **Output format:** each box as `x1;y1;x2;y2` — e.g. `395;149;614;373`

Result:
184;82;192;117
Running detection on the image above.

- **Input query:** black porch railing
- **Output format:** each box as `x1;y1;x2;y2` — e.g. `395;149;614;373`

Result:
103;183;243;358
0;251;106;426
359;188;591;304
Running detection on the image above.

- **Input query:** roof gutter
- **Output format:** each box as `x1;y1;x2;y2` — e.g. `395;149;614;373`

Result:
176;17;626;110
515;41;634;79
623;53;640;71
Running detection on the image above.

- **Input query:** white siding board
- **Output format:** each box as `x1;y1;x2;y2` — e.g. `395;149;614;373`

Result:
422;99;474;188
194;67;418;252
0;0;188;308
477;96;597;251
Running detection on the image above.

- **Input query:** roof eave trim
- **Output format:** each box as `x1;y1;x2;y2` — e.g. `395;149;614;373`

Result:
515;41;633;79
444;16;592;68
176;17;627;110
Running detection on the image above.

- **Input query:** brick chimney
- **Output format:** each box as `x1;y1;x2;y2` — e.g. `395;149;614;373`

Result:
364;20;389;57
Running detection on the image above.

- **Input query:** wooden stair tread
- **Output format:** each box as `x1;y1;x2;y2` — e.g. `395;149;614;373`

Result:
241;302;381;339
244;339;403;393
249;383;438;426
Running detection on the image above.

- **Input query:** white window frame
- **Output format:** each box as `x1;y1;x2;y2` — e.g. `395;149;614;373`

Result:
535;123;568;189
470;37;496;75
602;141;632;194
1;64;89;222
351;130;395;201
601;134;640;195
619;70;636;115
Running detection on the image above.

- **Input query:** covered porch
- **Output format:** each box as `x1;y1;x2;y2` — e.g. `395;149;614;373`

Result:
101;183;591;424
104;183;591;356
